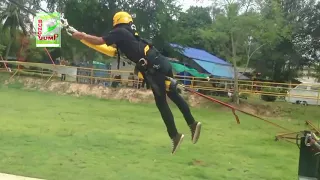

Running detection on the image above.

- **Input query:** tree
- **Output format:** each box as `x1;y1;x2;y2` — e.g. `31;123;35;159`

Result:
253;0;319;82
25;37;45;62
148;0;182;51
61;0;104;63
199;0;288;103
53;0;182;63
170;6;214;51
302;1;320;70
0;0;29;59
0;24;9;56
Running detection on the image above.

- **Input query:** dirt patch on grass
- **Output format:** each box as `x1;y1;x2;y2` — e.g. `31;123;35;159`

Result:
6;77;155;103
187;159;207;167
236;101;274;117
2;77;278;117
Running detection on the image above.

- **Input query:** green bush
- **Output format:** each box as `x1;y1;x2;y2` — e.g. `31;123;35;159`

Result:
239;92;250;99
261;87;279;102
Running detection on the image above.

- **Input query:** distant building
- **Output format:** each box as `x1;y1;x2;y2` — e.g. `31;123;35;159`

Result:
297;66;319;83
169;43;249;80
109;58;136;80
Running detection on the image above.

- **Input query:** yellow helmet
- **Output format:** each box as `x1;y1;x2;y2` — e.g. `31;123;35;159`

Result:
113;11;133;27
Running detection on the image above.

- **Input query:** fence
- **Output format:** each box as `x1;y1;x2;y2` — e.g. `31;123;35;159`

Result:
0;62;320;105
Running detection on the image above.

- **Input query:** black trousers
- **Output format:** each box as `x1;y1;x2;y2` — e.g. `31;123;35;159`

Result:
145;59;196;139
141;79;150;89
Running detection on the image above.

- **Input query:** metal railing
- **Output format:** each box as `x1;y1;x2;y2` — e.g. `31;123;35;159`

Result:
1;62;320;104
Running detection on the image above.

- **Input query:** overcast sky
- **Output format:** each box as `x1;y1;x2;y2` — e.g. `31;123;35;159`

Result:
36;0;320;13
179;0;212;11
39;0;212;12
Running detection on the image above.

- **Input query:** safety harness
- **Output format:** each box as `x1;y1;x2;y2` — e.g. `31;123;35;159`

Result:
115;23;154;71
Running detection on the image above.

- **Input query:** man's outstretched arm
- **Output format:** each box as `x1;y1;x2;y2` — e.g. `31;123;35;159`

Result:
72;32;105;45
71;31;117;57
72;29;121;46
82;34;105;45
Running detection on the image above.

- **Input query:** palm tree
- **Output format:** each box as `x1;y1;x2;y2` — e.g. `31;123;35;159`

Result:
0;0;28;59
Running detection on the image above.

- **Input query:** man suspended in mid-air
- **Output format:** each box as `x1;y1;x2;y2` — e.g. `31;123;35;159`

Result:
71;11;202;154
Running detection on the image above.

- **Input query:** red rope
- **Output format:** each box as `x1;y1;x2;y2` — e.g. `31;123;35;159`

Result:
185;87;293;132
43;48;56;65
0;56;8;70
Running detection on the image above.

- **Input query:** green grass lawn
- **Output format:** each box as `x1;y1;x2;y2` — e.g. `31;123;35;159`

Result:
0;86;309;180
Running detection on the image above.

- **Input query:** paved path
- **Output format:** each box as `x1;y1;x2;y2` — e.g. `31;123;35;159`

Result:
0;173;45;180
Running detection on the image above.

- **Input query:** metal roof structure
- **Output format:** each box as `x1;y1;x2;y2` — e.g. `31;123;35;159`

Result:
169;43;249;79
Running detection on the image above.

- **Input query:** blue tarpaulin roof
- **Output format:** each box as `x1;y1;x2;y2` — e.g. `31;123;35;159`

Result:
170;43;249;79
170;43;230;65
193;59;233;78
193;59;249;79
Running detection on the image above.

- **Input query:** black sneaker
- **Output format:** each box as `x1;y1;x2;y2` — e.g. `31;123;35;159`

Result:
189;121;201;144
171;133;184;154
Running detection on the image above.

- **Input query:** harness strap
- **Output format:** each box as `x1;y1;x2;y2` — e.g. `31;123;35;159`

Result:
115;26;151;70
144;45;150;56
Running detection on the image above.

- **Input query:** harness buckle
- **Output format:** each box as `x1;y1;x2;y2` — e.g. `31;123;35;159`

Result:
138;58;147;67
305;133;312;146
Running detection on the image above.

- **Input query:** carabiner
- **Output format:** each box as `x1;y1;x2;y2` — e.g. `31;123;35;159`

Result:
305;134;312;146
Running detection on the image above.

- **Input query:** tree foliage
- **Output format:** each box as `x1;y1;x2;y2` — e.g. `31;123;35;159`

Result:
0;0;319;86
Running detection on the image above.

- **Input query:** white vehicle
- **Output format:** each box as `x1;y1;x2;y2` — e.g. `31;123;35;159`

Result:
285;83;320;105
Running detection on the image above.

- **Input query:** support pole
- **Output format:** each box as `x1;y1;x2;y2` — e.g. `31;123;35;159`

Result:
9;69;19;81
